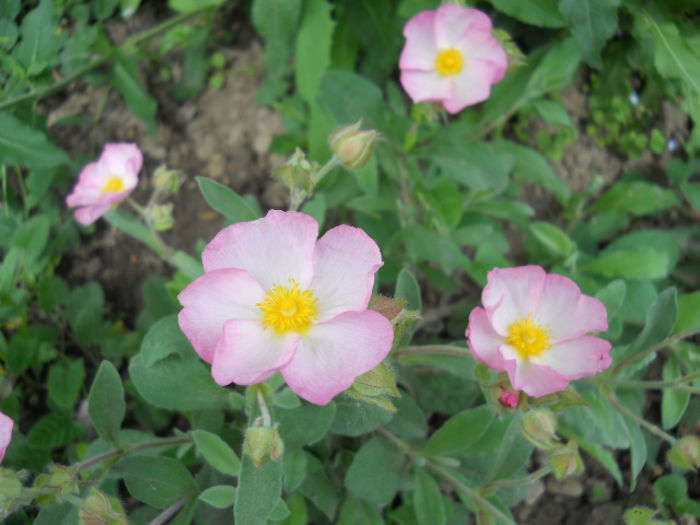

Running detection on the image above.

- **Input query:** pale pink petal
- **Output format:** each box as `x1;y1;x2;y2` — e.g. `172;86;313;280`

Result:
0;412;13;463
74;202;114;226
467;307;506;370
400;70;452;104
500;348;570;397
482;266;546;336
101;143;143;188
535;274;609;341
400;10;438;71
212;319;299;386
532;336;612;380
178;269;265;363
202;210;318;290
435;5;492;49
66;162;104;207
311;225;382;322
281;310;394;405
459;29;508;82
442;59;503;113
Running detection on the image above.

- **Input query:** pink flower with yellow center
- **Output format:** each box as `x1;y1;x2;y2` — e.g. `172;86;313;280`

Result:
0;412;13;463
178;210;395;405
467;266;612;397
399;4;508;113
66;143;142;226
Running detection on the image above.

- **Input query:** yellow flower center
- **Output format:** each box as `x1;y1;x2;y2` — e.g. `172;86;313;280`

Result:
435;48;465;76
102;175;126;193
258;280;318;334
507;316;551;359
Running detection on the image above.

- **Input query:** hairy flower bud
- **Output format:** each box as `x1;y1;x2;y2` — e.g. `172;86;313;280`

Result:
79;488;128;525
521;408;558;449
546;440;584;479
244;425;284;468
152;165;181;194
668;435;700;471
329;120;378;170
149;203;175;231
275;149;317;192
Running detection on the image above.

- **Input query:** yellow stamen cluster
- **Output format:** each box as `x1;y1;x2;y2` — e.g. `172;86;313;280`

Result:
435;48;465;76
507;316;551;359
102;175;126;193
258;280;318;334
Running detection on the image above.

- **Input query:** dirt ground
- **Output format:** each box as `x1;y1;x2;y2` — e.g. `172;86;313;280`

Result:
42;4;692;523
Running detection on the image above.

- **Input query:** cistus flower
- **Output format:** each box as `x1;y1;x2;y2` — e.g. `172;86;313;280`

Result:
0;412;13;463
178;210;394;405
467;266;612;397
399;4;508;113
66;143;142;226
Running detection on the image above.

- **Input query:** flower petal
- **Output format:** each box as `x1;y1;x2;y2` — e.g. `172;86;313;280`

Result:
535;274;609;341
459;29;508;83
0;412;13;463
281;310;394;405
500;348;570;397
482;266;546;336
435;5;492;48
400;10;438;71
66;162;104;207
202;210;318;290
101;143;143;188
212;319;299;386
311;225;382;321
442;58;502;113
467;307;506;370
400;70;452;104
74;202;114;226
533;336;612;380
178;269;265;363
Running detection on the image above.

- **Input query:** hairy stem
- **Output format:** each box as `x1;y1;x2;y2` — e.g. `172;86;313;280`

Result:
604;390;677;445
75;436;191;473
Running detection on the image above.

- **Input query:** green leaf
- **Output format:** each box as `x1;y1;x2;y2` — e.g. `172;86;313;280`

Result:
0;112;69;168
168;0;225;14
593;181;680;216
0;19;19;50
234;457;283;525
283;450;308;492
492;140;570;199
345;437;404;505
117;455;198;509
661;356;690;430
192;429;241;476
558;0;621;68
425;406;494;457
88;361;126;444
488;0;566;28
339;494;384;525
66;282;105;347
47;359;85;410
15;0;61;75
301;192;326;229
196;176;260;223
141;314;193;366
331;396;394;436
11;215;50;264
559;421;623;486
295;0;335;104
35;503;79;525
199;485;236;509
110;52;158;135
618;391;647;491
104;208;164;255
621;288;677;366
529;221;576;259
0;0;20;20
395;268;422;311
277;401;336;448
300;454;339;520
581;248;670;279
28;413;83;450
414;468;447;525
675;290;700;334
317;71;386;129
93;0;120;19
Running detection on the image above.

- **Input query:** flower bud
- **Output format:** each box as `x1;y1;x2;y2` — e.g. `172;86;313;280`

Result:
33;465;78;506
0;467;22;507
149;203;175;231
546;440;584;479
345;362;401;411
668;435;700;471
243;425;284;468
275;149;317;192
521;408;558;450
498;388;520;409
79;488;128;525
329;120;378;170
151;165;181;194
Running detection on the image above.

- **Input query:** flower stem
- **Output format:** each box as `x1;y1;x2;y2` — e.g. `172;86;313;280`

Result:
603;390;677;445
394;345;472;359
612;329;700;376
75;436;190;473
149;495;191;525
485;467;551;489
312;155;341;187
604;371;700;392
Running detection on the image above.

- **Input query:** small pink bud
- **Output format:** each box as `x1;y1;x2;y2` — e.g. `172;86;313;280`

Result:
498;388;520;409
329;120;378;170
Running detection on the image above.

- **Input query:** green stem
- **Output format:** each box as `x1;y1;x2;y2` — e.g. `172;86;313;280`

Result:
75;436;190;473
612;329;700;376
485;467;551;490
149;495;191;525
0;8;214;111
604;371;700;391
394;345;472;359
604;390;677;445
312;155;341;187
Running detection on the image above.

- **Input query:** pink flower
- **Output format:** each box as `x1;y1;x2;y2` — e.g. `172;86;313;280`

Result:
178;210;395;405
399;4;508;113
67;143;142;226
467;266;612;398
0;412;13;463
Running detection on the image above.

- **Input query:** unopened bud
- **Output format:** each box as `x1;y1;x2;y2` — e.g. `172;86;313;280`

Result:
34;465;78;506
521;408;558;450
79;488;128;525
152;165;181;193
345;362;401;411
275;149;317;192
498;387;520;409
329;120;378;170
149;203;174;231
546;440;584;479
668;435;700;471
244;425;284;468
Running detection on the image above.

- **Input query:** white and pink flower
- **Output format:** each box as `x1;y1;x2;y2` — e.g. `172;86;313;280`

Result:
0;412;13;463
399;4;508;113
67;143;142;226
178;210;395;405
467;266;612;397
